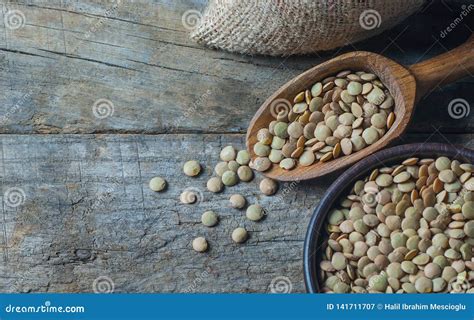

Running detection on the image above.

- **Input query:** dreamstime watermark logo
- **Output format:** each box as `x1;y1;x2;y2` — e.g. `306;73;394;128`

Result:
0;90;32;125
466;179;474;193
327;0;336;12
92;276;115;293
4;9;26;30
275;181;299;203
165;89;212;131
359;9;382;30
93;181;121;209
371;93;387;107
361;185;379;208
269;98;292;118
180;187;204;205
448;276;471;293
92;99;115;119
368;271;387;290
4;187;26;208
447;98;470;119
181;9;202;31
260;205;270;217
182;268;211;293
440;4;473;38
269;276;293;293
83;0;121;40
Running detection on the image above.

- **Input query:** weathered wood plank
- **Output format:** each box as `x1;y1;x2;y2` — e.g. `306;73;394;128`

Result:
0;0;471;135
0;133;471;293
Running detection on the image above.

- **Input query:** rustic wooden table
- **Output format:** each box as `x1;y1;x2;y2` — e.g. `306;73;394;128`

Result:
0;0;472;293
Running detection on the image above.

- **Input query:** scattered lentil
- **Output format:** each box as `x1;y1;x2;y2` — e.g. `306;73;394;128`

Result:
149;177;167;192
237;166;253;182
232;227;248;243
207;177;223;193
201;211;218;227
220;146;236;161
214;162;229;176
230;194;246;209
246;204;265;221
192;237;208;252
222;171;239;186
260;178;278;196
183;160;201;177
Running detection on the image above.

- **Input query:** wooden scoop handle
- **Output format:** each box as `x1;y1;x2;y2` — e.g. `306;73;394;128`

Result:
408;34;473;100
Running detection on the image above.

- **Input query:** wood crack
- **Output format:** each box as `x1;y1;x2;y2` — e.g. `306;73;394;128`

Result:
0;47;54;60
125;58;235;80
36;48;141;72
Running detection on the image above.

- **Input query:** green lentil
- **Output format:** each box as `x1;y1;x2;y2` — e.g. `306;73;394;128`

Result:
259;178;278;195
149;177;167;192
207;177;224;193
222;171;238;186
192;237;208;252
232;227;248;243
183;160;201;177
246;204;264;221
201;211;218;227
237;166;253;182
229;194;246;209
220;146;236;161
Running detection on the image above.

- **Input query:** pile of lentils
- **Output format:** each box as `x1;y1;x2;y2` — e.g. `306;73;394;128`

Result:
149;145;279;253
319;156;474;293
252;70;395;171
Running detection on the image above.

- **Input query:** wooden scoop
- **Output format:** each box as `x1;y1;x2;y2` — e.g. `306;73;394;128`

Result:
246;34;474;181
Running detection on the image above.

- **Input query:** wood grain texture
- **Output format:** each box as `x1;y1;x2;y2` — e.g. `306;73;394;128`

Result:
0;0;471;135
0;133;472;293
0;133;315;293
409;34;474;100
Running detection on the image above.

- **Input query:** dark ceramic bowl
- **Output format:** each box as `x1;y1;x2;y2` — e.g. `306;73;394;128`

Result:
303;143;474;293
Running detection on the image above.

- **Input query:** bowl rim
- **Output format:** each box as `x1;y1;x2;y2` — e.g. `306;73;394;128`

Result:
303;142;474;293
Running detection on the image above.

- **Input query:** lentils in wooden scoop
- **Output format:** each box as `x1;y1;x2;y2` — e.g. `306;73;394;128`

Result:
320;157;473;293
253;70;395;171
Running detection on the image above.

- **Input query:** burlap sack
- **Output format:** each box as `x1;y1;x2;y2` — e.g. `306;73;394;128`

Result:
191;0;425;56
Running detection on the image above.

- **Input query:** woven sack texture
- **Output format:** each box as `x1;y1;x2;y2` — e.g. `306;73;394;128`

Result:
191;0;425;56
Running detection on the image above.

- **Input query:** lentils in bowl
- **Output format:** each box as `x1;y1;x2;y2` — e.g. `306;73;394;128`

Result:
304;143;474;293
